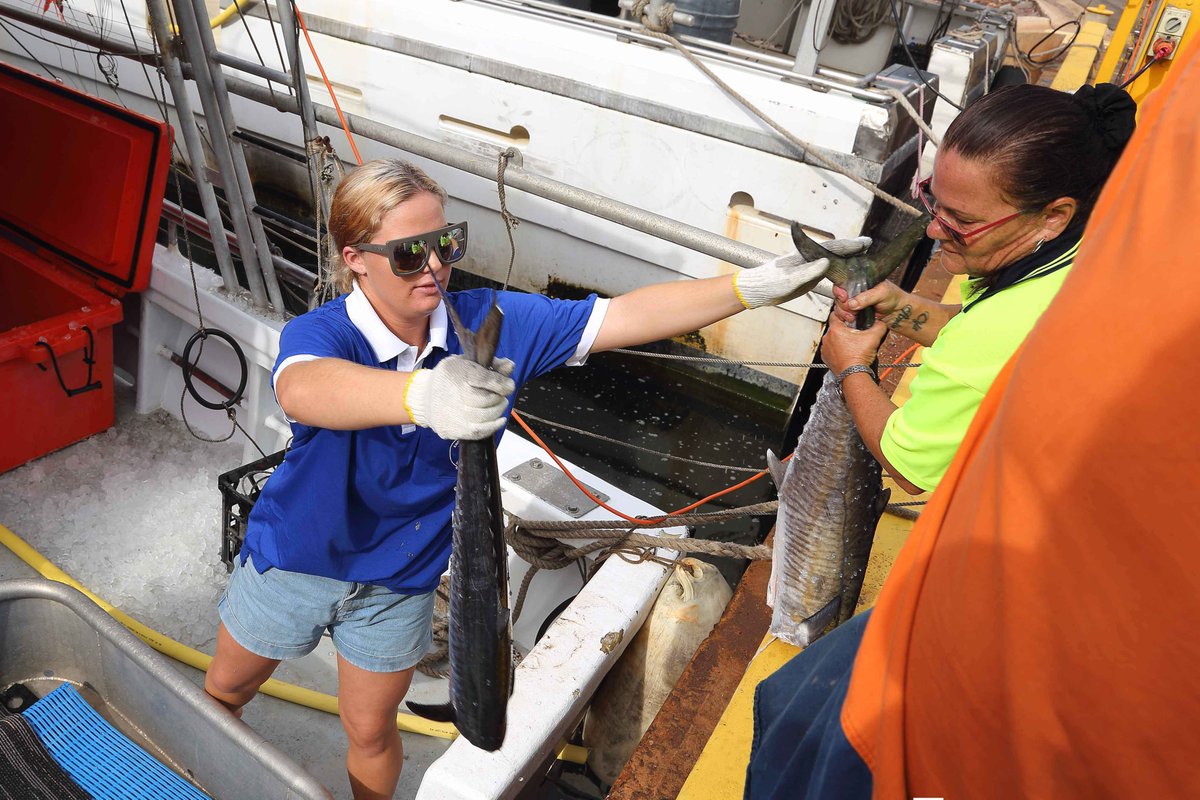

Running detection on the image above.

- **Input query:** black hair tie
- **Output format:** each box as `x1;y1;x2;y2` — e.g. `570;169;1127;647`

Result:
1073;83;1137;153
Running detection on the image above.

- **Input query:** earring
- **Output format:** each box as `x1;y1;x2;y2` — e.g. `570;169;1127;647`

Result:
1033;238;1045;253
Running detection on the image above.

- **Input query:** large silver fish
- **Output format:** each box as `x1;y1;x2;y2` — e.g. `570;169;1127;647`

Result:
408;288;512;751
764;214;929;647
766;371;888;646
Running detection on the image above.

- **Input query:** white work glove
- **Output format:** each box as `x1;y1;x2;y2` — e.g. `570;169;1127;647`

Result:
732;236;873;309
404;355;516;440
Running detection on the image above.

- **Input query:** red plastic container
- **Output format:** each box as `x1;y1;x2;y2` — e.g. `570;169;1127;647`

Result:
0;61;170;474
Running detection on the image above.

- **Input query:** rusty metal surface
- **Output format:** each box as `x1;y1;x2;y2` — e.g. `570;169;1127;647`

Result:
607;548;773;800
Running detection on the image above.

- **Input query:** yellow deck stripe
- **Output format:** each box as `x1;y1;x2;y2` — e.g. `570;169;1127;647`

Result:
1052;19;1111;92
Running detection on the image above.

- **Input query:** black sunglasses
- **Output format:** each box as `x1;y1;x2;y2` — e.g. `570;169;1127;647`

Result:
352;221;468;276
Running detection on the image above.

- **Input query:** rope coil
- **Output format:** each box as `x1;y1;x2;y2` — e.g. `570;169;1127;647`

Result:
630;0;677;33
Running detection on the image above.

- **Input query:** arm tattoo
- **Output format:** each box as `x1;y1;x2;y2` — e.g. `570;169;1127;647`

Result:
889;303;929;333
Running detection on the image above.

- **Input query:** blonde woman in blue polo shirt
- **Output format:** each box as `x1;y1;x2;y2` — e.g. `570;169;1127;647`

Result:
202;159;868;799
819;84;1136;498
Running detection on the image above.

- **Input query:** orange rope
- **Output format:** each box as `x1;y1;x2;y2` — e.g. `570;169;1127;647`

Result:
294;4;363;165
879;341;921;382
510;338;923;524
510;409;778;528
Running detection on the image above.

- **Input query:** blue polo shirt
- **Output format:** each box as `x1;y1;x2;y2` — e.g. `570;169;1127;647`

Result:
243;286;606;594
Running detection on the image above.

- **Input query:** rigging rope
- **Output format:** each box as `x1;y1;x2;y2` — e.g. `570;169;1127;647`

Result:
496;148;521;291
308;136;345;306
505;505;776;624
626;11;921;218
831;0;893;44
883;86;940;146
611;347;921;369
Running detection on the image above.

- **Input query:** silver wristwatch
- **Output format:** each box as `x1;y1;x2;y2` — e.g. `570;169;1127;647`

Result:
835;364;877;395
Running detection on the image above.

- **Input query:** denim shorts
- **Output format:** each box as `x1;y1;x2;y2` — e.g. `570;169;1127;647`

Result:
219;553;436;673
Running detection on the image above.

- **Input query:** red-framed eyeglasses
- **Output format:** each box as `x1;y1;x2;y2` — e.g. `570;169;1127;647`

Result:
916;177;1023;246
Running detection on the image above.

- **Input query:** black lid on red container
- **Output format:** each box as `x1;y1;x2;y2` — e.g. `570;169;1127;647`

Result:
0;61;170;293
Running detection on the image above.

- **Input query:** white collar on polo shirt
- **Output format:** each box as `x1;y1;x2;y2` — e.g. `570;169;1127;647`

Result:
345;282;448;368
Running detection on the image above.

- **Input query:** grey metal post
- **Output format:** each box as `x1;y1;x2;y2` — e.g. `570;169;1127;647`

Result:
792;0;838;76
143;0;241;294
275;0;331;222
182;0;285;311
169;0;269;307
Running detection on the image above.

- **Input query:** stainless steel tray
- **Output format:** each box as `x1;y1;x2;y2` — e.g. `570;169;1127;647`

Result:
0;578;331;799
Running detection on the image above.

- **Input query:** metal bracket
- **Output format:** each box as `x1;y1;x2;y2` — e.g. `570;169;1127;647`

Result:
502;458;610;519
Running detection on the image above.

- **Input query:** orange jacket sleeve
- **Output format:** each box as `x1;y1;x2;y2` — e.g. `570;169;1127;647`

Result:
842;44;1200;800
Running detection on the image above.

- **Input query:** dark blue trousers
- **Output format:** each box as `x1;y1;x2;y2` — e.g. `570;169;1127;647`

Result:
745;610;874;800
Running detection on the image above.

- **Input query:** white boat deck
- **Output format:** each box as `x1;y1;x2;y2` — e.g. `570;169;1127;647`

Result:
0;379;684;798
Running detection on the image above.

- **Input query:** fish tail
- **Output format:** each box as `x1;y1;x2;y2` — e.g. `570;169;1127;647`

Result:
473;294;505;368
789;220;839;264
875;488;892;522
821;213;932;288
406;700;457;724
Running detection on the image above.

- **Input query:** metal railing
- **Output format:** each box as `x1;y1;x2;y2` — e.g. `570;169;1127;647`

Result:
0;1;876;308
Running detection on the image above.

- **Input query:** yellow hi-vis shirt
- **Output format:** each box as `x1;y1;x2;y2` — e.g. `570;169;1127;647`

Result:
879;243;1078;492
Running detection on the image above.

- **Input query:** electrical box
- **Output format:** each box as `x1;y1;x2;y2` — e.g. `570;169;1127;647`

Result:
1153;6;1190;58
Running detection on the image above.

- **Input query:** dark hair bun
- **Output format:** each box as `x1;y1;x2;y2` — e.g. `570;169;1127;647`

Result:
1073;83;1137;154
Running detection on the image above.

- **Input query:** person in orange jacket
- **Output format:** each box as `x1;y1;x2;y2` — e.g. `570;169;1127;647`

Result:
746;45;1200;800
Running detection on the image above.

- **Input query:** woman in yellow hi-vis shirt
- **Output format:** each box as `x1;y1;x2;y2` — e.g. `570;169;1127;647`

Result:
820;82;1136;495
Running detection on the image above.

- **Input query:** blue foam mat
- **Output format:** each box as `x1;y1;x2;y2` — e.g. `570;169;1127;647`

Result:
23;684;211;800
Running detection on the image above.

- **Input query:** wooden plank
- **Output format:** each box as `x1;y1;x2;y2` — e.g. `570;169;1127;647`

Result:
1037;0;1087;29
1051;18;1110;91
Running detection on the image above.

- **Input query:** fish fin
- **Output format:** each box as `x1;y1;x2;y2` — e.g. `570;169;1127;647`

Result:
875;487;892;523
795;595;841;647
406;701;457;724
766;449;786;489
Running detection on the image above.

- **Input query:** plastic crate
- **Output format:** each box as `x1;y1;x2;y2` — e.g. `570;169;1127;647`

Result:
217;449;285;570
